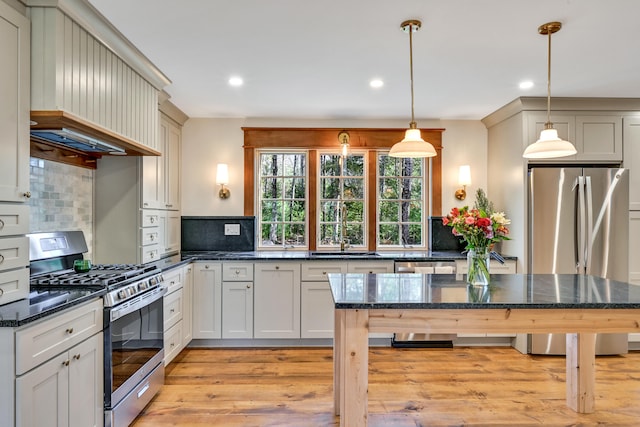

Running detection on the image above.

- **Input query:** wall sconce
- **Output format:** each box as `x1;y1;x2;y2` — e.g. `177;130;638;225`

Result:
338;130;350;157
216;163;230;199
455;165;471;200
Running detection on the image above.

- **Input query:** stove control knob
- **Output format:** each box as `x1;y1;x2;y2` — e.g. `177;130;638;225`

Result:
118;290;127;300
129;286;136;296
149;276;157;286
138;281;147;291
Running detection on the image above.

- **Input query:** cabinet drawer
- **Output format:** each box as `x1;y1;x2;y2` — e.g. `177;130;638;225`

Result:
16;298;103;375
0;204;29;237
301;261;348;281
163;267;183;294
164;320;183;365
0;236;29;272
222;263;254;281
141;227;160;246
164;288;183;330
141;245;160;264
141;210;161;227
0;267;29;306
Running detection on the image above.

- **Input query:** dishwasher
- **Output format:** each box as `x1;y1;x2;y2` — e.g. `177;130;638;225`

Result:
391;260;458;348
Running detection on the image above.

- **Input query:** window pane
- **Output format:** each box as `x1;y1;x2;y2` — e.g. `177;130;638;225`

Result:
283;154;306;176
345;201;364;222
284;223;306;245
347;223;364;245
321;178;340;199
320;154;340;176
345;156;364;176
284;178;305;198
379;178;398;199
319;224;339;245
379;201;398;222
320;201;339;222
343;178;363;199
261;223;283;246
261;200;283;221
379;224;399;245
261;177;282;199
261;154;282;177
284;200;306;222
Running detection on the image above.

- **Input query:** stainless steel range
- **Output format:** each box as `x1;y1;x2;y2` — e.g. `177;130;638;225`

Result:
28;231;167;427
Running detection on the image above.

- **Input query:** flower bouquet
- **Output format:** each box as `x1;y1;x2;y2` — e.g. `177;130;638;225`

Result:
442;189;510;287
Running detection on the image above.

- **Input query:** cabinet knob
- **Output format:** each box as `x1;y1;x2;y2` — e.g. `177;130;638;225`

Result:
275;265;280;270
22;191;31;199
62;360;70;366
170;308;175;313
65;328;74;334
150;217;155;223
73;354;81;360
235;269;240;275
0;254;4;264
0;288;4;296
0;219;4;229
205;265;210;269
246;285;251;289
322;271;327;275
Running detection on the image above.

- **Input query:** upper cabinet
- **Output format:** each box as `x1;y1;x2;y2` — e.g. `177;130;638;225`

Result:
142;113;181;210
0;1;30;202
28;1;171;154
526;112;623;163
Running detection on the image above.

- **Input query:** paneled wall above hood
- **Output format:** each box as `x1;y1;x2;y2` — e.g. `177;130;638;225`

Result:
27;1;172;168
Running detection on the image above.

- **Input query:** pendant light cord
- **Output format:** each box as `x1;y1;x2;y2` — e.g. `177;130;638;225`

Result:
409;22;416;128
546;27;552;127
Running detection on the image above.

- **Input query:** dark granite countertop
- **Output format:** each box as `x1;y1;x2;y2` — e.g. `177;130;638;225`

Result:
0;286;106;328
328;273;640;309
181;250;517;262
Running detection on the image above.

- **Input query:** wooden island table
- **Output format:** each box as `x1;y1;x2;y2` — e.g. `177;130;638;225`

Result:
328;273;640;427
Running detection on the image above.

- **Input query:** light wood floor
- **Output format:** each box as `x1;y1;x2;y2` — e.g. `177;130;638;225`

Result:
132;346;640;426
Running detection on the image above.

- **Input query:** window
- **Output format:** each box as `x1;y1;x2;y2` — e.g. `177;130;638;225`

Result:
258;152;307;248
377;155;426;247
245;128;443;251
318;153;366;248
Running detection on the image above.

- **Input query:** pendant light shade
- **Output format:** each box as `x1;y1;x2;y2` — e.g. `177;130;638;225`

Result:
523;21;577;159
389;20;437;159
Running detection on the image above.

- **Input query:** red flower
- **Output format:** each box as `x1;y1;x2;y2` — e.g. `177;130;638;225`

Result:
476;217;491;228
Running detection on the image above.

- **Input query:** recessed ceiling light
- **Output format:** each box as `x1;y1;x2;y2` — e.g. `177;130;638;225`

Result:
228;76;243;87
370;79;384;88
519;80;534;90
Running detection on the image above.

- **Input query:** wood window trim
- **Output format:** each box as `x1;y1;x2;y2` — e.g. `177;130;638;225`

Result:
243;127;444;250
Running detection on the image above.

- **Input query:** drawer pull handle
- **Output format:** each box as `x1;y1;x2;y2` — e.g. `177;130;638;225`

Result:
0;254;4;264
66;328;74;334
0;219;4;229
170;308;175;313
170;342;175;347
137;383;150;399
73;354;81;360
170;281;175;285
62;360;70;366
0;289;3;296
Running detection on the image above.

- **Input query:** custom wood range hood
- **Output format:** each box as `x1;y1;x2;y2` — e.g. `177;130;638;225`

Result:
30;110;161;170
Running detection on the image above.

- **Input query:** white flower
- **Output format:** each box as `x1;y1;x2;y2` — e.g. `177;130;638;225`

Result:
490;211;511;226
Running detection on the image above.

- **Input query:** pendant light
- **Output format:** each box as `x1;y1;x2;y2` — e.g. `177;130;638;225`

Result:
523;21;577;159
389;20;437;158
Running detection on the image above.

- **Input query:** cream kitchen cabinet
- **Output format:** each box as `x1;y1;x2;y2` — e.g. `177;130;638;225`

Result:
16;332;103;427
623;116;640;210
254;262;301;339
163;267;185;364
629;212;640;286
12;299;104;427
182;263;193;345
0;215;30;305
192;262;223;339
526;112;622;163
300;261;348;339
222;262;254;339
142;113;181;210
0;1;30;203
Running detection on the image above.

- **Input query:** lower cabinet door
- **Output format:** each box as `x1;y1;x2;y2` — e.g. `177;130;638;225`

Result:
16;352;70;427
253;263;301;339
68;333;103;427
164;320;184;365
222;282;253;339
301;281;334;339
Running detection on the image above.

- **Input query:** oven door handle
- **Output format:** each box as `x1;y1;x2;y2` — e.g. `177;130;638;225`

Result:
109;286;168;322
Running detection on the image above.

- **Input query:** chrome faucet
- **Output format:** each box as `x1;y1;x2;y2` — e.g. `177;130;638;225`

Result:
340;202;348;252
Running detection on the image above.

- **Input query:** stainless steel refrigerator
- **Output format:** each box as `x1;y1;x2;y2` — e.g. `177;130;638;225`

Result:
528;167;629;355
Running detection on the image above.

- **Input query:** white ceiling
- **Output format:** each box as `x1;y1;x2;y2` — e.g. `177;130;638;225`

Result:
87;0;640;121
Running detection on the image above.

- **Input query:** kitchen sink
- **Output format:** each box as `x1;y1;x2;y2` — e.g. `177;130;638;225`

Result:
310;251;379;257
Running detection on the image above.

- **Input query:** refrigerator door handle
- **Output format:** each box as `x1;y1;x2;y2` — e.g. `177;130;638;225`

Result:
584;176;594;275
576;176;587;275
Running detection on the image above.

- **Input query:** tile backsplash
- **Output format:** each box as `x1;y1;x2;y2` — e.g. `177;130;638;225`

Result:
29;158;94;259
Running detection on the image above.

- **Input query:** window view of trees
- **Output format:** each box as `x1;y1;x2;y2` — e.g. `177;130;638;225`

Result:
378;155;425;247
318;153;365;248
259;153;307;247
257;150;426;250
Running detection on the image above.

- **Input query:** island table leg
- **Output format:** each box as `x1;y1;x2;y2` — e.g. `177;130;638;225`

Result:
334;309;344;416
339;309;369;427
566;332;596;413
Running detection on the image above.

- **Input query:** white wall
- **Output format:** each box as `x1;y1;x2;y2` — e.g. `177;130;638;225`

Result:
181;118;488;217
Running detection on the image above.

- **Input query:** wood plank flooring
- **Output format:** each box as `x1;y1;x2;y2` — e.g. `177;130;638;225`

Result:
132;346;640;426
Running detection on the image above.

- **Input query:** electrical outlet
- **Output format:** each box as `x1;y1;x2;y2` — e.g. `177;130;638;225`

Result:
224;224;240;235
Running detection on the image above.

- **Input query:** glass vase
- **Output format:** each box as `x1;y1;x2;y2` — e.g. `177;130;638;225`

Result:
466;247;491;287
